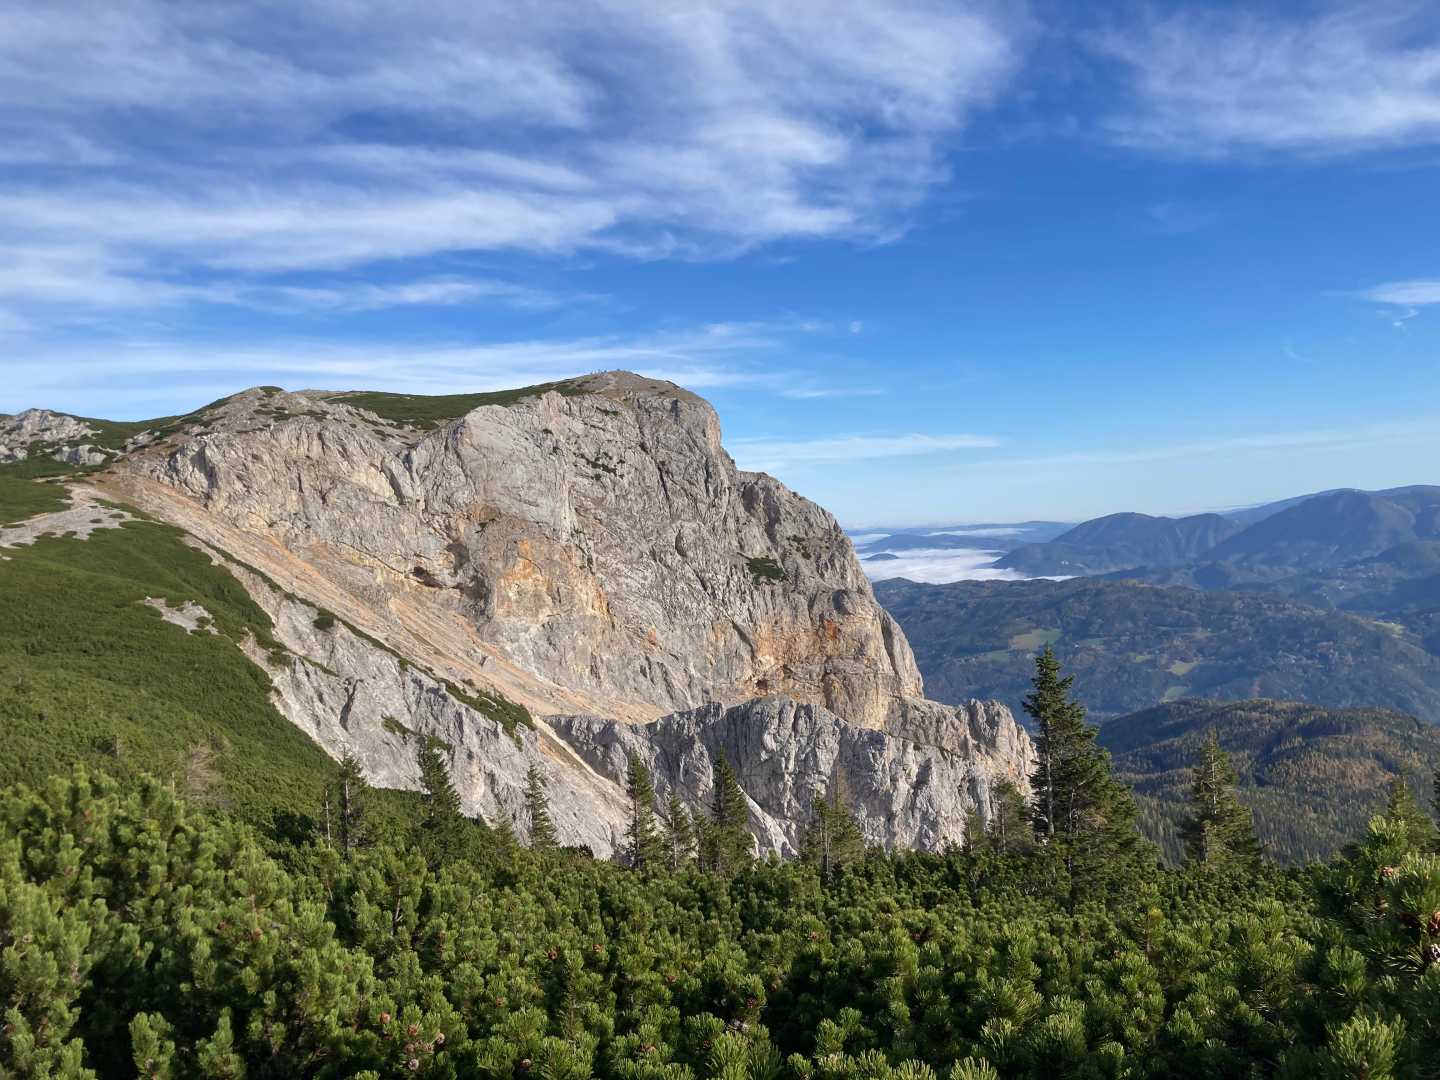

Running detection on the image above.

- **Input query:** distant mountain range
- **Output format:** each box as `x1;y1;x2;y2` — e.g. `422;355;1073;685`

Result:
873;575;1440;724
991;486;1440;580
1100;699;1440;864
849;521;1069;555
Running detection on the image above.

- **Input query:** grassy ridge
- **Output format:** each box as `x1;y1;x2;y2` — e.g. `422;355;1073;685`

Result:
327;379;589;428
0;513;343;831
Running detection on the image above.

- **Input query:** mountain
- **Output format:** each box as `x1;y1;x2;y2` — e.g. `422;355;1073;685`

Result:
983;486;1440;583
0;374;1030;856
873;576;1440;723
1202;486;1440;570
994;511;1245;576
1100;699;1440;863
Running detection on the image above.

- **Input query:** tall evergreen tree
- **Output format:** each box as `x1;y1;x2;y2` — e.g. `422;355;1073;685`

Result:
416;738;465;867
1023;647;1138;881
335;751;369;860
800;778;865;883
524;761;558;852
1179;730;1261;871
701;755;754;874
663;793;696;871
625;755;664;869
1382;775;1436;850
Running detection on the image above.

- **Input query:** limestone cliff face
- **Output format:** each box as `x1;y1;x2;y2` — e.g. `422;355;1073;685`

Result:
225;551;1031;858
118;373;922;727
551;698;1032;855
5;372;1035;853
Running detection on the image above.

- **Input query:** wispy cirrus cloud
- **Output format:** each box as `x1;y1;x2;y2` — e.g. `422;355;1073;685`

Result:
0;320;864;417
1093;4;1440;156
1361;280;1440;306
730;432;1000;471
1359;278;1440;328
943;422;1439;475
0;0;1026;330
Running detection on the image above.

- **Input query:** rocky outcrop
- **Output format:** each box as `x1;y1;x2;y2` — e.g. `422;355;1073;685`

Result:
225;552;1029;857
551;697;1032;855
4;372;1038;852
0;409;98;463
115;373;922;728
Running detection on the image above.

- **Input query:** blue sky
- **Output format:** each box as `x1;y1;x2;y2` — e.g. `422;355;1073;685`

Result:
2;1;1439;525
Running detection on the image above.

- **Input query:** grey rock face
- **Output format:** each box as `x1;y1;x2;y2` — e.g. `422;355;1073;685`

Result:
0;409;99;462
550;697;1033;855
50;372;1040;853
123;373;922;728
223;548;1030;858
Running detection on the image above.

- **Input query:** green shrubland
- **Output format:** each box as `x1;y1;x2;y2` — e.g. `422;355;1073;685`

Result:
3;649;1440;1078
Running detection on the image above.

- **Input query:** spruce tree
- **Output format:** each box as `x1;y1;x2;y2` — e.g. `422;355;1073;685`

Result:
625;755;664;869
975;780;1034;857
663;793;696;870
524;761;558;852
416;737;465;868
1179;730;1261;871
701;755;754;874
1023;647;1137;881
801;779;865;883
1382;775;1436;850
335;751;369;861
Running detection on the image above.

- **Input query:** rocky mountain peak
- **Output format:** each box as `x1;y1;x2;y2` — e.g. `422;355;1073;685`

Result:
7;374;1034;854
108;373;926;728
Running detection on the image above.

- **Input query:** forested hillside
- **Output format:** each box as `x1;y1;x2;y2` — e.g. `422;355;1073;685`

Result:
874;577;1440;722
1101;699;1440;863
5;650;1440;1079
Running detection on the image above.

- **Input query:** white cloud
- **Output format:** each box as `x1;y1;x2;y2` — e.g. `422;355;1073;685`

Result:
0;321;811;416
0;1;1026;323
777;387;883;400
0;245;571;314
1095;5;1440;155
1361;280;1440;306
942;422;1440;475
858;547;1028;584
927;526;1022;537
730;432;1000;470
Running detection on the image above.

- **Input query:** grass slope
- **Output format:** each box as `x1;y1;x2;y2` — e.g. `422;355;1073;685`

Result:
0;506;414;834
327;379;589;428
0;457;79;524
1100;698;1440;863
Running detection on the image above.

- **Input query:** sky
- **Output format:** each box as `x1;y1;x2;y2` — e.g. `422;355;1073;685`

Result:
2;0;1439;525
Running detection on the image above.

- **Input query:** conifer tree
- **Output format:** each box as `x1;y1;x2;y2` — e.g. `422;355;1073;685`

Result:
701;755;754;874
416;737;465;867
1382;775;1436;850
663;793;696;870
1024;647;1137;880
335;750;369;860
801;778;865;883
524;761;558;852
625;755;664;869
1179;730;1261;871
970;780;1034;857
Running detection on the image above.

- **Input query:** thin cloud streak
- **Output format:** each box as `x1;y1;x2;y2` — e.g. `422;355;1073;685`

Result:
730;432;1000;471
941;422;1440;475
0;1;1027;330
1094;4;1440;156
